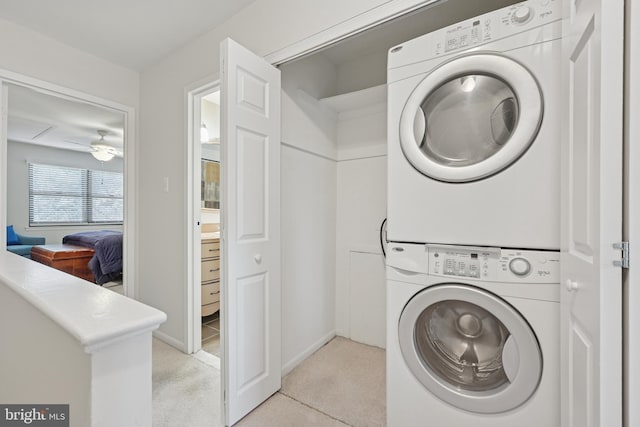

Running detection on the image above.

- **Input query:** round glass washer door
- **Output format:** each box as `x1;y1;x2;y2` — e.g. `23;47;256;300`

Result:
399;53;543;182
398;284;542;414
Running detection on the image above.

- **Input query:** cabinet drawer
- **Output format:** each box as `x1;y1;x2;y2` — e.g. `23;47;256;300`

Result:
202;283;220;305
201;259;220;282
202;302;220;317
201;241;220;259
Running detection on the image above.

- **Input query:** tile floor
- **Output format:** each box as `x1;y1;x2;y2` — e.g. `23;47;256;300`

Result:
202;312;221;357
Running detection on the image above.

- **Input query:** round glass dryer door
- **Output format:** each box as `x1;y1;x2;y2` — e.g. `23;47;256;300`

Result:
398;284;542;414
399;53;543;182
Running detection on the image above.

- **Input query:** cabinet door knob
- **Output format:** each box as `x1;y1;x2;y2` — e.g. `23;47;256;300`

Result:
254;254;262;264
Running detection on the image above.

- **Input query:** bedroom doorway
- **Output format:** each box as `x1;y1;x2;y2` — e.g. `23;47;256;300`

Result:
188;81;222;362
0;77;135;298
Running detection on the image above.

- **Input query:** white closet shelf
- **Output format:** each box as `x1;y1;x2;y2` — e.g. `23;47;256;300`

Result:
319;84;387;113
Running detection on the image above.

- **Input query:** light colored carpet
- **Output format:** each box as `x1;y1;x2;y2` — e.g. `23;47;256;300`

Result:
152;336;385;427
281;337;386;427
152;338;222;427
235;393;348;427
238;337;386;427
103;280;124;295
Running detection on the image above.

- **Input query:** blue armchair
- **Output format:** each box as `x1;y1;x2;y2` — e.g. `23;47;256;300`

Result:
7;233;45;259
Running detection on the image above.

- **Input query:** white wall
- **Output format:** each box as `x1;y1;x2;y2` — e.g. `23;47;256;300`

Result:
7;141;124;244
335;103;387;348
280;54;338;372
138;0;396;350
281;146;337;373
0;17;138;109
201;99;221;161
335;50;388;95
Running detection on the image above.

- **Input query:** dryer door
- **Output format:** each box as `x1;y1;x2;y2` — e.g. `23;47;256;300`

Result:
398;284;542;413
399;53;542;182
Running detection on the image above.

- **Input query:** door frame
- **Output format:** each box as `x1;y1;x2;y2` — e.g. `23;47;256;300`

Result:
186;76;221;354
624;0;639;425
0;68;137;298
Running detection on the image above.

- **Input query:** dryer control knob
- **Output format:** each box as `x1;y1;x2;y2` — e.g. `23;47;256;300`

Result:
509;257;531;276
512;6;532;24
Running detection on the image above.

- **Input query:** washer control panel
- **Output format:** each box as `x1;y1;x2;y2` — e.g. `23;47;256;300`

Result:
428;244;559;284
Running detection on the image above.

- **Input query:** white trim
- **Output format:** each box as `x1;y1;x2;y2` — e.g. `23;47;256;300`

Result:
185;76;220;355
192;350;221;370
153;329;185;352
281;330;336;376
264;0;439;65
0;69;137;299
625;0;639;425
0;84;7;253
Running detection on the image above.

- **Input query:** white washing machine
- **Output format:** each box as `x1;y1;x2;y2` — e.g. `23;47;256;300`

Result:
386;243;559;426
387;0;562;249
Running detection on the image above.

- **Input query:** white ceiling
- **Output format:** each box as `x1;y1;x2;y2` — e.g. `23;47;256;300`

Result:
0;0;256;71
7;84;125;155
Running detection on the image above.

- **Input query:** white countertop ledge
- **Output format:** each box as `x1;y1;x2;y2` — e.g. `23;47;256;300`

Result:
0;251;167;354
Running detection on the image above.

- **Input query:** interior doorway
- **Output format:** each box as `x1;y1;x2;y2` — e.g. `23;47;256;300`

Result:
187;81;222;360
0;76;136;298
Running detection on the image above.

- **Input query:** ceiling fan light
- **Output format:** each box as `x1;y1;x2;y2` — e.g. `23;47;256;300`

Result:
91;147;115;161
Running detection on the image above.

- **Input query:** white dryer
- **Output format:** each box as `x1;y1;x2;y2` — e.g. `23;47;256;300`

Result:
386;243;560;426
387;0;562;249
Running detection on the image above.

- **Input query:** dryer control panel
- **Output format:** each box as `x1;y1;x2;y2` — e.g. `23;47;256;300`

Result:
388;0;562;71
428;244;559;284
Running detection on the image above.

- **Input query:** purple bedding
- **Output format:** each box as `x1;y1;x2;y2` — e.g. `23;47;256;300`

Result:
62;230;123;284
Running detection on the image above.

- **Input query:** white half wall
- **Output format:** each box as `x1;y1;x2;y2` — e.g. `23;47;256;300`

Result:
7;141;124;244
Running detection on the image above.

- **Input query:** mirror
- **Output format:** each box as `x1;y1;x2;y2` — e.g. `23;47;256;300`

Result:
201;159;220;209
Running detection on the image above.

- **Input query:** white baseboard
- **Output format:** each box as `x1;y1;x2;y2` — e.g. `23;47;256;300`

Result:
192;350;221;370
281;330;336;376
153;330;185;352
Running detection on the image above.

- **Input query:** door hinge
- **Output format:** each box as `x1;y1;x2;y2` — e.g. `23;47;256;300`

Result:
613;241;629;269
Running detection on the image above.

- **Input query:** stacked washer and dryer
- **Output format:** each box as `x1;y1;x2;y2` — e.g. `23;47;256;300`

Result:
385;1;562;426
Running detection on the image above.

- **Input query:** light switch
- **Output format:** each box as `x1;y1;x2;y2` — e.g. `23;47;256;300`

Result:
163;177;169;192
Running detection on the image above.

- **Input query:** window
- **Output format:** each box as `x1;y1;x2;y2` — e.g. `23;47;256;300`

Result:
29;163;123;226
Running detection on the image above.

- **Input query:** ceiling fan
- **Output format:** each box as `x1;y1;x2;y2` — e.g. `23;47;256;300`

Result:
90;130;122;162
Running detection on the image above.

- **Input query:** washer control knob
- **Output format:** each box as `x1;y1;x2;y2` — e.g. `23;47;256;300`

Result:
509;257;531;276
512;6;532;24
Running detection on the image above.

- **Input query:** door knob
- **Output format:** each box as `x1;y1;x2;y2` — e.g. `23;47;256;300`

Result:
565;279;579;292
254;254;262;264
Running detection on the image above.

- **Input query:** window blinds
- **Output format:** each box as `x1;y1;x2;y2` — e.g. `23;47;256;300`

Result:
29;163;123;226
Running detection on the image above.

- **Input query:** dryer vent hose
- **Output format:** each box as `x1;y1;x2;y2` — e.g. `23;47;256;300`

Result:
380;217;388;258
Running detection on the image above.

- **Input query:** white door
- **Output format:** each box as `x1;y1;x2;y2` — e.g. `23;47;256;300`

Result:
561;0;624;425
220;38;281;426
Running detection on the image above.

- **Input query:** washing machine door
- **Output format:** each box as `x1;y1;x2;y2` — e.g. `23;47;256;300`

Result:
399;53;542;182
398;284;542;413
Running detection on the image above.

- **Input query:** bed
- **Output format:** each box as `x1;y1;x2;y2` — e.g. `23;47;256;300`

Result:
62;230;123;285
